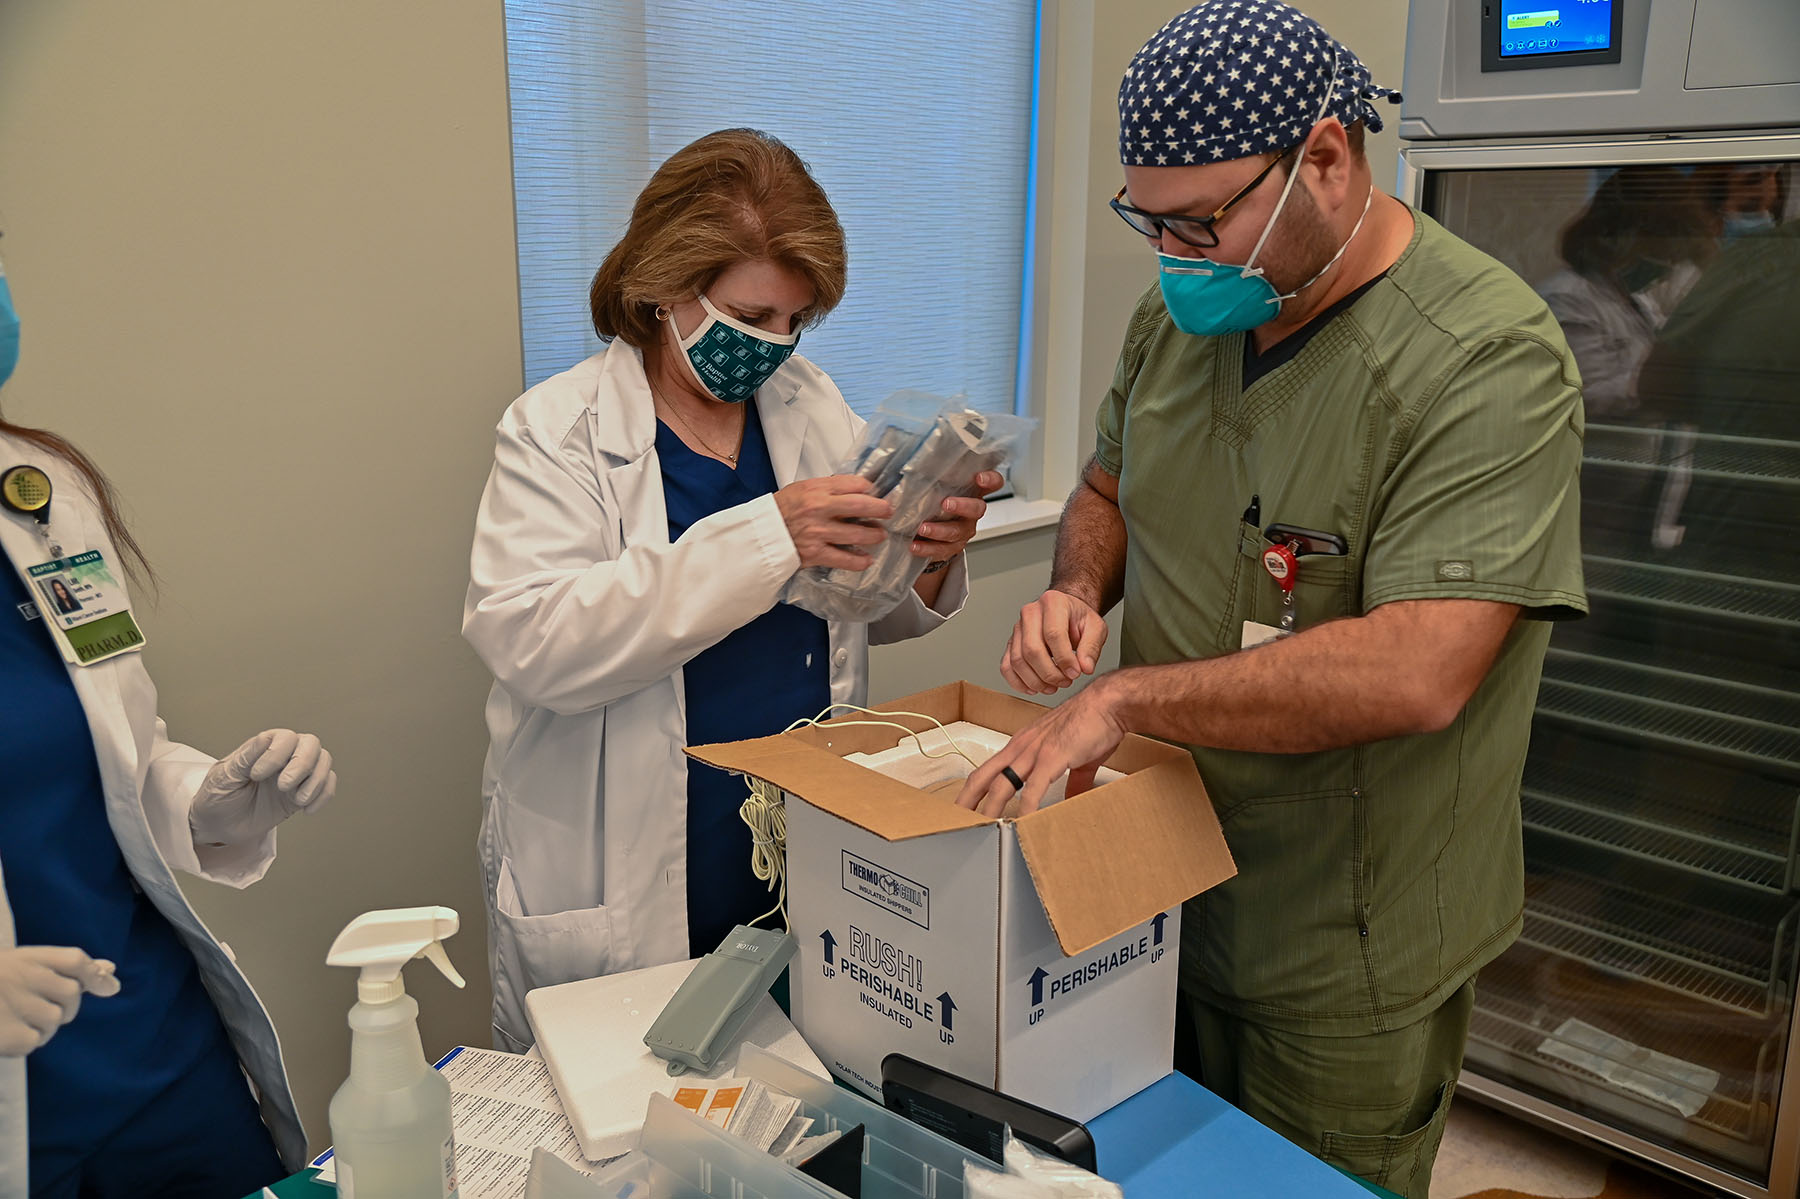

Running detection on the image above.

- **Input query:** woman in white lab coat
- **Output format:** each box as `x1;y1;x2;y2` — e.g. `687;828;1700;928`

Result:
463;129;998;1051
0;256;334;1196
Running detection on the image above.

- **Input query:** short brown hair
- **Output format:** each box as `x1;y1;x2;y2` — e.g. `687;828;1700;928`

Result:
589;129;848;349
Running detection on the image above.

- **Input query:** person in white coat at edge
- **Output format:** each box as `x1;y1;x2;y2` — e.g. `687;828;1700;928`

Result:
0;246;335;1197
464;128;1001;1052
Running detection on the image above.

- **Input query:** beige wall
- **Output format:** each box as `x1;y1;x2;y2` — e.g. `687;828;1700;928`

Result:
0;0;1411;1162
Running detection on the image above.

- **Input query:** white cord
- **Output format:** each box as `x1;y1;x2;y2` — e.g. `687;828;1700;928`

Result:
741;775;790;929
735;703;976;930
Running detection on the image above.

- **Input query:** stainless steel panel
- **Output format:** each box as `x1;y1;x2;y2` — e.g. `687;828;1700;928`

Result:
1687;0;1800;91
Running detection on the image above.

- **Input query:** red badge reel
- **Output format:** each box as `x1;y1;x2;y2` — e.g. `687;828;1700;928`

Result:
1261;541;1300;633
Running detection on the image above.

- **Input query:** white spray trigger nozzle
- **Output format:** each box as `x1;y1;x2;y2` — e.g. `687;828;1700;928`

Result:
328;905;464;1004
421;940;466;989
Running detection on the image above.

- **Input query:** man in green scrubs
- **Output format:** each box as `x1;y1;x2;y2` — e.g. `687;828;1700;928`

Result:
955;4;1586;1195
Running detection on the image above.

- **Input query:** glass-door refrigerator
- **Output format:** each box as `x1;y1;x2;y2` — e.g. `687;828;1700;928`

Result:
1398;2;1800;1195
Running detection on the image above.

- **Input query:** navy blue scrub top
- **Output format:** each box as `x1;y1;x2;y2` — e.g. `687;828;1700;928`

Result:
657;405;830;958
0;545;235;1162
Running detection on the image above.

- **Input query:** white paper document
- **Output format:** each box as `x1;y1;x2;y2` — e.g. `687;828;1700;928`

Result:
311;1047;617;1198
669;1077;817;1156
721;1079;803;1153
779;1129;843;1165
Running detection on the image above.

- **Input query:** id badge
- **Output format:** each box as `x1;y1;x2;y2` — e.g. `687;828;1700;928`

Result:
1241;620;1287;650
25;550;147;665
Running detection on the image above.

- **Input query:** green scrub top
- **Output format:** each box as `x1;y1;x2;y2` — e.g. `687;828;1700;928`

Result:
1095;211;1588;1036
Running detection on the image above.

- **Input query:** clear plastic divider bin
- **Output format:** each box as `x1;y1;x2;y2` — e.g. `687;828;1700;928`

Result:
636;1044;979;1199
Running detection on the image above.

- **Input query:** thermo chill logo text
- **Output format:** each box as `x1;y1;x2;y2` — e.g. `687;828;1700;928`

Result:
841;851;930;928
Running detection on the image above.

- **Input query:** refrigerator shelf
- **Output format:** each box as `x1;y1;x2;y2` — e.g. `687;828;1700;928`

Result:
1584;425;1800;489
1521;787;1792;893
1536;649;1800;776
1519;868;1798;1016
1580;554;1800;629
1519;749;1797;894
1543;649;1800;730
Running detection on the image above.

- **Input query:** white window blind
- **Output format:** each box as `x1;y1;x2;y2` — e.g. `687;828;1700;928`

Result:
503;1;1039;416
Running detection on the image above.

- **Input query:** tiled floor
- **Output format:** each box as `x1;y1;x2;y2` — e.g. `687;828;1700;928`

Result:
1432;1101;1721;1199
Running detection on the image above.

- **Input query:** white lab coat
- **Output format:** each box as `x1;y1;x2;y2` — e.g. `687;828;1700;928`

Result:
0;434;306;1196
463;340;968;1050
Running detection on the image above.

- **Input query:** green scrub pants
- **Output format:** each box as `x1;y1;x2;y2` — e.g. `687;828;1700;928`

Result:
1183;980;1475;1199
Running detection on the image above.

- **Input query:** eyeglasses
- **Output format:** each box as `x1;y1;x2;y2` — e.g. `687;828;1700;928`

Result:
1109;149;1294;249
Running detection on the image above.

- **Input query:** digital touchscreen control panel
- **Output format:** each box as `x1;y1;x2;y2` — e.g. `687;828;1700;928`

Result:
1481;0;1624;72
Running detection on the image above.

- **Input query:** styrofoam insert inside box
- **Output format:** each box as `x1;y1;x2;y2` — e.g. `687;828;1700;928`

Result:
688;682;1236;1123
843;720;1125;806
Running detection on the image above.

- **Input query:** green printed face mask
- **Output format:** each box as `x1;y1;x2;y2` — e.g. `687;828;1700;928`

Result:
673;296;798;403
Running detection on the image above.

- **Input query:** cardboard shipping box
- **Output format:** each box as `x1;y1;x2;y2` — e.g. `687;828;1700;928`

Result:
688;682;1236;1122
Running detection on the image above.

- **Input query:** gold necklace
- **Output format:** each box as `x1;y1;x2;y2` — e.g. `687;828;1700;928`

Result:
655;388;743;466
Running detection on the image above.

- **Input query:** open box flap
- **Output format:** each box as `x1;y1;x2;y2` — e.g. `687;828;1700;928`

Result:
1013;755;1237;956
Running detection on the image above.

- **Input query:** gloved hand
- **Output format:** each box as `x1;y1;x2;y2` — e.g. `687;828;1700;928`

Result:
0;946;120;1056
189;729;337;848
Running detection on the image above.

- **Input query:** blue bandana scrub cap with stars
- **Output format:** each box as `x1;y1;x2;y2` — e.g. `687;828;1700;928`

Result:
1118;0;1401;167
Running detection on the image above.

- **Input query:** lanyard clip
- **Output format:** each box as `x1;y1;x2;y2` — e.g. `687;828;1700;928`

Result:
2;466;63;558
1260;542;1300;594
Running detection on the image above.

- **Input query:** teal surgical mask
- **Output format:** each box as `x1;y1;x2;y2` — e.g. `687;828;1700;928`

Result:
672;295;798;404
0;256;18;390
1156;179;1373;337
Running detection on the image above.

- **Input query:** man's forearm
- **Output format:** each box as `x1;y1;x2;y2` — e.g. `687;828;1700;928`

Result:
1094;600;1520;753
1049;479;1127;614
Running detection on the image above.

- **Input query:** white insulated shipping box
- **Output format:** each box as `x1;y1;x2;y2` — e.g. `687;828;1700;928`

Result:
688;682;1237;1122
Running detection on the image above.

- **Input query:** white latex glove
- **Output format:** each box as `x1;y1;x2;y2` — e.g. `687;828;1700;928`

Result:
189;729;337;847
0;946;120;1056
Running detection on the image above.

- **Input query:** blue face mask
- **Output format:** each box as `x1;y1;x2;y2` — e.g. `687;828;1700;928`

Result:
1722;212;1776;241
672;295;799;404
0;259;19;390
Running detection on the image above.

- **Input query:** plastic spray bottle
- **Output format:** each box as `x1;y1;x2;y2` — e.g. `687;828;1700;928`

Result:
327;906;467;1198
